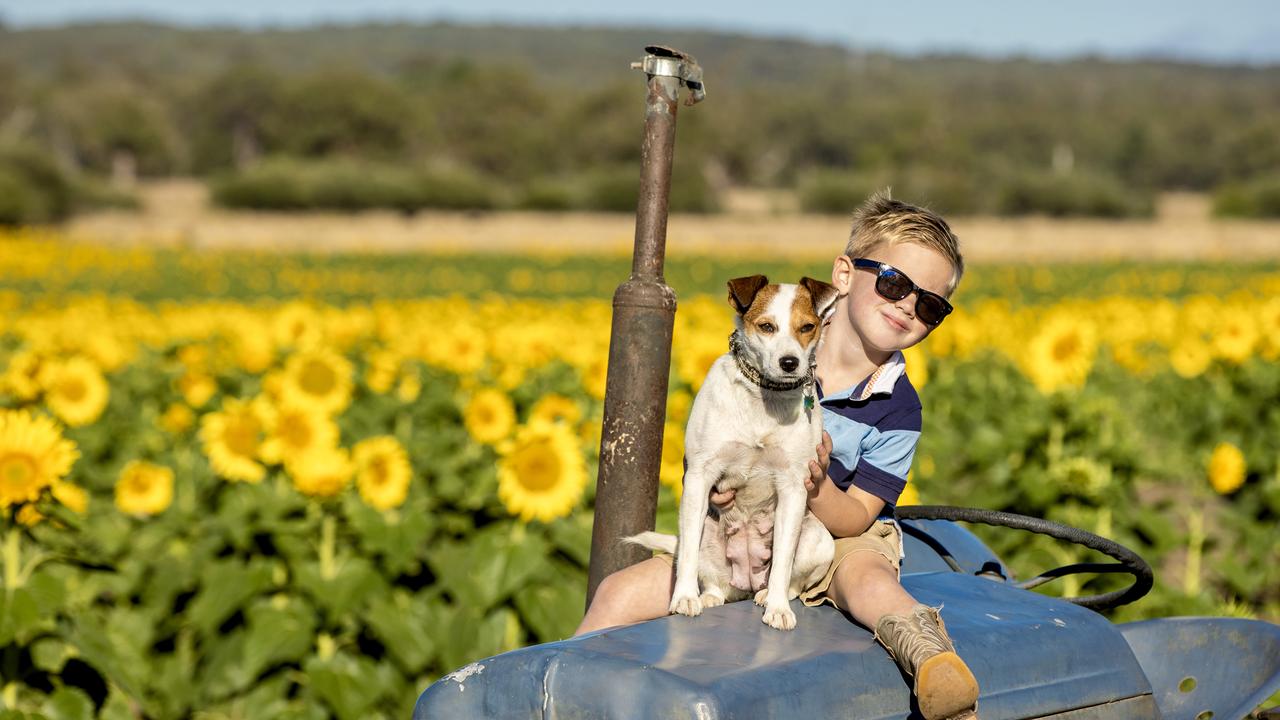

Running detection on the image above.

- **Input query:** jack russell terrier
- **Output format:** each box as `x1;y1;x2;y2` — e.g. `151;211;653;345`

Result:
629;275;840;630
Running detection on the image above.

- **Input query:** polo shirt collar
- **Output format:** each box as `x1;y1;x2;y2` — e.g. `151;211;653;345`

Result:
817;350;906;403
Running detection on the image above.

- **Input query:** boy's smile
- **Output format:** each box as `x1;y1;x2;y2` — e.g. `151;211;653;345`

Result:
828;242;955;367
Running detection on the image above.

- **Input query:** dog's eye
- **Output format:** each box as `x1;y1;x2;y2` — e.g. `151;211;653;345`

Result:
758;322;777;334
799;324;815;333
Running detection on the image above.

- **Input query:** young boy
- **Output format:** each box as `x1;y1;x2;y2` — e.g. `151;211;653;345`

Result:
575;192;979;720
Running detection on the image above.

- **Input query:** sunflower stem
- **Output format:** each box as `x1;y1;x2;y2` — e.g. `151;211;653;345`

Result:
3;527;20;593
319;512;336;581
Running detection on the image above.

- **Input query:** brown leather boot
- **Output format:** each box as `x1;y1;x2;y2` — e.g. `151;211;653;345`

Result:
875;605;980;720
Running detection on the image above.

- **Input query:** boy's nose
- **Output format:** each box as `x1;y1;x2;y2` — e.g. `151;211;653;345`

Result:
779;356;800;372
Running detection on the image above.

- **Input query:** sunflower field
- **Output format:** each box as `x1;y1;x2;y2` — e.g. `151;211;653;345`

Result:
1;227;1279;719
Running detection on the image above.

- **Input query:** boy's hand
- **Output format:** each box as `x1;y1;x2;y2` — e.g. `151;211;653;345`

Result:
806;431;833;498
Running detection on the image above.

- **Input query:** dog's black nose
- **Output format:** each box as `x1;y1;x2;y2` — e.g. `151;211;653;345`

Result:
779;356;800;372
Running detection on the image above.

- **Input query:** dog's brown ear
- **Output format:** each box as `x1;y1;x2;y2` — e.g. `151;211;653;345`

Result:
800;277;839;320
727;275;769;314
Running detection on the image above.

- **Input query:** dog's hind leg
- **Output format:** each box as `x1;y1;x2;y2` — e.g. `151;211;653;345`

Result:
789;512;835;598
670;460;713;617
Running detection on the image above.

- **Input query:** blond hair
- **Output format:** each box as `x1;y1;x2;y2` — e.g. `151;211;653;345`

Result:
844;190;964;294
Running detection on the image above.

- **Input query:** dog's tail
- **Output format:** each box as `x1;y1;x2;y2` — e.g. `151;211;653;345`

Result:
621;531;677;554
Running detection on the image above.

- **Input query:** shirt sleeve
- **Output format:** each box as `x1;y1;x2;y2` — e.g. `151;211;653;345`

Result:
850;405;921;506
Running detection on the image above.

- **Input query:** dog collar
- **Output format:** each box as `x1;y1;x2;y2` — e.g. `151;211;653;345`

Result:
728;330;816;394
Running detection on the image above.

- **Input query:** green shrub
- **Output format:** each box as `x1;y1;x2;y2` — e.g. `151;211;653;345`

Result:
0;143;76;225
1211;175;1280;218
575;162;720;214
515;179;576;211
796;169;880;214
210;157;500;212
995;170;1154;218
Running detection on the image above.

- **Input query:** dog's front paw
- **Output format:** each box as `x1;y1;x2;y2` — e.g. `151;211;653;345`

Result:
753;588;768;606
699;591;726;609
670;593;703;617
762;603;797;631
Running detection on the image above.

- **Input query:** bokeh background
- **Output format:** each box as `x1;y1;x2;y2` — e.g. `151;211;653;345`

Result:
0;2;1278;718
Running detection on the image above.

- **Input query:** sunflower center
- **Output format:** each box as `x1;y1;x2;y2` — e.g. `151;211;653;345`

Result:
513;442;561;492
60;377;88;402
368;457;389;486
300;359;336;395
127;473;154;494
1052;334;1080;361
1;454;38;488
225;415;262;457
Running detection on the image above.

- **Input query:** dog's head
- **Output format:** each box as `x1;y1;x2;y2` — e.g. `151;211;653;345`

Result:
727;275;839;384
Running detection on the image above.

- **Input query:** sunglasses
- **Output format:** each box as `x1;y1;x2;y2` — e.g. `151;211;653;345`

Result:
851;257;953;326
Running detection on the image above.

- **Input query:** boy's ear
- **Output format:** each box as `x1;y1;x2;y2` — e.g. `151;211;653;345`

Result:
800;277;839;320
727;275;769;315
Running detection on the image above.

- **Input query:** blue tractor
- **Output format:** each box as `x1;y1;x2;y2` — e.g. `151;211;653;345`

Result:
414;46;1280;719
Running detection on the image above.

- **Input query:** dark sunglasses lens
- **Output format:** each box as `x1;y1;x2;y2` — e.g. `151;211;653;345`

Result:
877;271;913;301
916;294;948;324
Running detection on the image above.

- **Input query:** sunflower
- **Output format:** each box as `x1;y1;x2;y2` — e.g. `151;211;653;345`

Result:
272;301;324;351
424;327;488;376
260;402;339;467
659;422;685;500
1210;314;1258;364
16;504;43;527
177;371;217;409
0;409;79;508
1259;297;1280;360
1022;315;1098;394
901;345;929;388
51;480;88;515
497;422;588;523
364;349;401;395
230;321;275;374
2;349;44;401
1169;338;1212;379
1207;442;1246;495
39;356;110;427
580;358;608;401
115;460;175;516
666;390;693;425
288;445;353;499
396;369;421;403
898;483;921;506
160;403;195;435
463;389;516;445
279;349;354;416
529;394;582;427
675;333;726;391
200;397;270;483
354;436;413;511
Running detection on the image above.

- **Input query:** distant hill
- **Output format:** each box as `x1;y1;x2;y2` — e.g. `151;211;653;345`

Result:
3;20;1274;89
0;21;861;88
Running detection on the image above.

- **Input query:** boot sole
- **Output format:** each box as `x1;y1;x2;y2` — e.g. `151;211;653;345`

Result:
916;651;979;720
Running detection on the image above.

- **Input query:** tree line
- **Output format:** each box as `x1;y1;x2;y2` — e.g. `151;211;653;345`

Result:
1;22;1279;221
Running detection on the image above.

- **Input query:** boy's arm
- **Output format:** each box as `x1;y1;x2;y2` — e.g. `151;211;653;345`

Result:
805;431;886;538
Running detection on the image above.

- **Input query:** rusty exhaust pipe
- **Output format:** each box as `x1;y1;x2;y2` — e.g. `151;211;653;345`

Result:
586;46;705;606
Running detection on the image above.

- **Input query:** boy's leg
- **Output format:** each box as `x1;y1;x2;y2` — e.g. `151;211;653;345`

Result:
824;534;979;720
574;556;674;636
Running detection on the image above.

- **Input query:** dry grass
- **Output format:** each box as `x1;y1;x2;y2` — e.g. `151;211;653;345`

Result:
65;181;1280;263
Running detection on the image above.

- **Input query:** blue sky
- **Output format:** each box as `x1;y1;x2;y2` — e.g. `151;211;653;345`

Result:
2;0;1277;64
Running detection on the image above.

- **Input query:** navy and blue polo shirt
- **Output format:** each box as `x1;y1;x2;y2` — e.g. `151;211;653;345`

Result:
817;351;920;517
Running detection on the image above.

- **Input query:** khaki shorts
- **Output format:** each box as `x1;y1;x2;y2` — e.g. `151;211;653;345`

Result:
649;519;903;608
800;519;903;607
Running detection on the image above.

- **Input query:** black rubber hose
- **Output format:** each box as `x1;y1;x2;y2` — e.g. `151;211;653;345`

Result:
893;505;1154;612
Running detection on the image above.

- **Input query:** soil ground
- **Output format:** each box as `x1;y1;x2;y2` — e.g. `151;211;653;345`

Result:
64;180;1280;262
